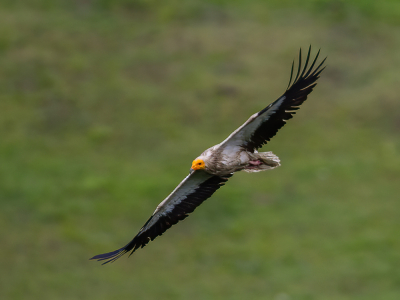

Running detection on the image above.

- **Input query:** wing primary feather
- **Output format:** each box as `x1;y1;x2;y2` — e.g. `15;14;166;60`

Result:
299;45;311;79
292;48;302;85
303;48;321;79
311;67;326;81
286;60;295;90
310;57;327;77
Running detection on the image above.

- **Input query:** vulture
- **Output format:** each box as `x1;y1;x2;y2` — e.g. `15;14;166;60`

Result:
91;47;326;264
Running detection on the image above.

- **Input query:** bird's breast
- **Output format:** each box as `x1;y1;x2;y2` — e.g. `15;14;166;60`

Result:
206;146;249;175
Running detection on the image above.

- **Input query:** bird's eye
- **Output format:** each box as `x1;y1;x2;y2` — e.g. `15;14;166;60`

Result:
198;162;202;165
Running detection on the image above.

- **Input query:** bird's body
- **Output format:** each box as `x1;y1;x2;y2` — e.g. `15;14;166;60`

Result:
91;47;326;264
194;137;281;176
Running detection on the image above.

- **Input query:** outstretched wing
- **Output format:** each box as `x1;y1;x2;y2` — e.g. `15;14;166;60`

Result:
91;170;232;264
220;46;326;152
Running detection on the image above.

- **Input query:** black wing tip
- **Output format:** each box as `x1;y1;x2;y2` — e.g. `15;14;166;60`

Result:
286;59;295;89
245;46;326;151
286;46;327;91
90;246;130;265
90;248;122;260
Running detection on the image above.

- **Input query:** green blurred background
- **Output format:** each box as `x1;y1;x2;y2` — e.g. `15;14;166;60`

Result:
1;1;400;299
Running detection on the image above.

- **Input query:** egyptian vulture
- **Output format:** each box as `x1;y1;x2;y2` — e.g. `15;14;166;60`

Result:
91;47;326;264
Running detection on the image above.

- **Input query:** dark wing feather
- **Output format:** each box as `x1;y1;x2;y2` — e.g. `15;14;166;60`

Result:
245;46;326;151
90;171;232;264
220;46;325;152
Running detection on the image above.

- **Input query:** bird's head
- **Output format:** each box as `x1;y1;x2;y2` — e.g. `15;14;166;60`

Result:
190;158;206;173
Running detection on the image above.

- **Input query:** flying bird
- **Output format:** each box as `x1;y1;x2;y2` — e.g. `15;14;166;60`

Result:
91;47;326;264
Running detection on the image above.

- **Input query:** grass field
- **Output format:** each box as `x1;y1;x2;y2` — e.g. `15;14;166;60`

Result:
1;1;400;299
